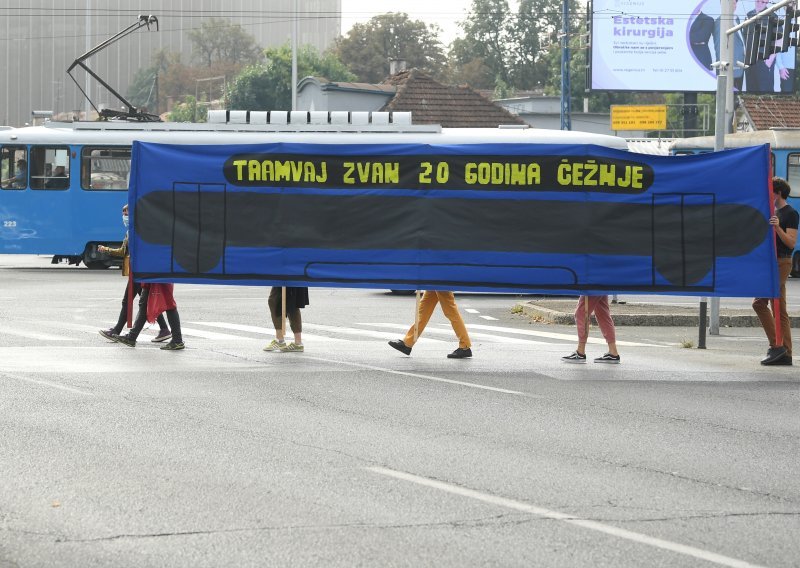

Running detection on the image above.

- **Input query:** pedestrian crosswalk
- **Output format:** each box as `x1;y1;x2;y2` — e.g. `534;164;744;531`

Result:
0;318;662;349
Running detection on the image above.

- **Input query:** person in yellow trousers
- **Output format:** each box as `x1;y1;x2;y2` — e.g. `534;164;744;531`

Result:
388;291;472;358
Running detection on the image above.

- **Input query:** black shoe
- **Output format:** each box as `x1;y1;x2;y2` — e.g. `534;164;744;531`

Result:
99;328;116;341
772;354;793;366
160;341;185;351
388;339;412;355
761;346;788;365
561;351;587;363
447;347;472;359
151;329;172;343
594;353;621;364
111;333;136;347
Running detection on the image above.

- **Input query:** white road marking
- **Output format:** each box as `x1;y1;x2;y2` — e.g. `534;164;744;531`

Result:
181;327;260;341
0;372;94;396
368;467;766;568
305;356;524;395
189;321;345;343
479;315;499;321
464;308;480;314
465;323;659;347
0;326;75;341
0;347;259;373
303;322;447;342
358;323;553;345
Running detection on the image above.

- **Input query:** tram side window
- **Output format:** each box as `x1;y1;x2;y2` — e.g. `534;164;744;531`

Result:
787;153;800;193
1;146;28;190
30;146;70;190
81;147;131;191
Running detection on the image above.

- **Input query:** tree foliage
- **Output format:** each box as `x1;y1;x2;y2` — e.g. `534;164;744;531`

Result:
455;0;581;91
168;95;208;122
187;18;262;67
334;13;446;83
227;44;356;111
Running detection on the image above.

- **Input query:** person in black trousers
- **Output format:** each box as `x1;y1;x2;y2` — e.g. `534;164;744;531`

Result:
98;204;171;343
111;283;184;350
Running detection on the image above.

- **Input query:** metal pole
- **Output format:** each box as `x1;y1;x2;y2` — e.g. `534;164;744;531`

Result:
719;0;736;338
85;0;91;118
291;0;298;111
704;0;736;344
560;0;571;131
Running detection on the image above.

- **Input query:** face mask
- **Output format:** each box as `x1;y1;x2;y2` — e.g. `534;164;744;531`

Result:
122;214;129;228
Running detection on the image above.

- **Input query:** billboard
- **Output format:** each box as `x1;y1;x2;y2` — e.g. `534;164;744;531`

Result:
590;0;797;93
129;141;778;298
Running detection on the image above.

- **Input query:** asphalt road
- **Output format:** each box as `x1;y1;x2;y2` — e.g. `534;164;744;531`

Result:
0;256;798;568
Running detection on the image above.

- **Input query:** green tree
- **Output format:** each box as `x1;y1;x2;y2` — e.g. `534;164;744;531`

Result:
335;13;446;82
168;95;208;122
126;65;159;111
454;0;512;86
227;44;356;111
187;18;262;67
454;0;582;91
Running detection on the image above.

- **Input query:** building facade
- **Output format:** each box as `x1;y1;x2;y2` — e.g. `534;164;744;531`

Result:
0;0;341;126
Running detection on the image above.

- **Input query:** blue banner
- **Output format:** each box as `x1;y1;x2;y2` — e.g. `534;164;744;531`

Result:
129;141;777;297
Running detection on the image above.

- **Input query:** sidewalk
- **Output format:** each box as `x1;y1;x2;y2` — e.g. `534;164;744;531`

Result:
515;298;800;327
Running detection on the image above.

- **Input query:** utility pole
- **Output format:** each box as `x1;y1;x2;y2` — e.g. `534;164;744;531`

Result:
560;0;571;131
85;0;91;119
703;0;736;345
291;0;298;111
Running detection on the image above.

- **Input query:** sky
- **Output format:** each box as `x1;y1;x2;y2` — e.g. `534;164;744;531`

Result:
339;0;476;46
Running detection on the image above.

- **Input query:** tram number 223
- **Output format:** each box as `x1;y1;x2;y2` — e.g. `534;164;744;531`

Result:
3;220;17;227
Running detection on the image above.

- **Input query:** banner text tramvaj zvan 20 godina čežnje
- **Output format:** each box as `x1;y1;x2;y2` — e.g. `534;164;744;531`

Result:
129;141;778;298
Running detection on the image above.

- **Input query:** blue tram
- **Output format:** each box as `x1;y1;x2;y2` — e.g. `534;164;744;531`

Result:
0;112;630;269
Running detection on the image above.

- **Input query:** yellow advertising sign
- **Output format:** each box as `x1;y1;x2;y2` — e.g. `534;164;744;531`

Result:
610;105;667;131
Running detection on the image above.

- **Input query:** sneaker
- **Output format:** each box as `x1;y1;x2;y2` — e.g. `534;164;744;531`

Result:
160;341;185;351
447;347;472;359
561;351;587;363
278;342;304;353
388;339;412;356
761;346;788;365
99;328;116;341
111;333;136;347
594;353;621;364
770;354;793;366
263;339;286;352
151;329;172;343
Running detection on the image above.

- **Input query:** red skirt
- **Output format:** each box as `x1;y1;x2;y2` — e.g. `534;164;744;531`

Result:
145;283;176;323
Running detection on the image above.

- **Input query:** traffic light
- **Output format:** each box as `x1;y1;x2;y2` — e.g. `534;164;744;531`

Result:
745;20;760;66
756;15;779;60
780;8;800;52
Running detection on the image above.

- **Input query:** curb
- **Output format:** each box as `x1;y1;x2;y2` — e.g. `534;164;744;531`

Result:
516;302;800;327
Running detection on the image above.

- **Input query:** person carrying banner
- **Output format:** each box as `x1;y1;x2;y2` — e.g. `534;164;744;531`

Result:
110;283;185;350
98;204;171;343
388;291;472;358
562;295;620;364
754;177;797;366
263;287;308;352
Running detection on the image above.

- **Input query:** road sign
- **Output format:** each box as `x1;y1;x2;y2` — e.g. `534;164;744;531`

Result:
610;105;667;131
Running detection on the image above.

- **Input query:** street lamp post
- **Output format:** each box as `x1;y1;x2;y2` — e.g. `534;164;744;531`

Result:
560;0;571;131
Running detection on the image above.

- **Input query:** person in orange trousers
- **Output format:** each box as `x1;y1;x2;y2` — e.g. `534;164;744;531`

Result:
389;290;472;358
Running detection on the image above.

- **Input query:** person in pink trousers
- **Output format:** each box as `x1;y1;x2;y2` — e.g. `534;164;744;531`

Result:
562;295;620;364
